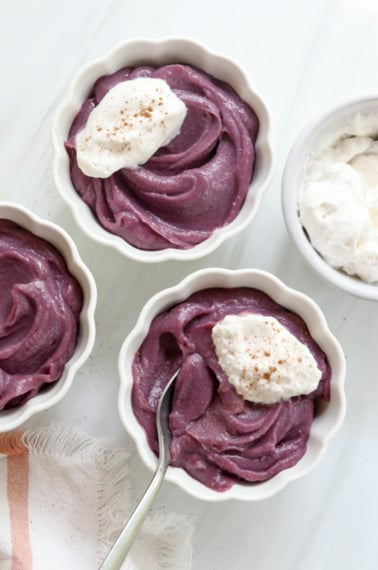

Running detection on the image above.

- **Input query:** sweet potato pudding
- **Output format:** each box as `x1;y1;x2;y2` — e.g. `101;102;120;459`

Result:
132;287;331;491
65;64;259;250
0;220;83;409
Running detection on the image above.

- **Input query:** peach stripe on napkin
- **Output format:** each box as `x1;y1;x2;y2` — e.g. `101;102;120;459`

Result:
0;431;32;570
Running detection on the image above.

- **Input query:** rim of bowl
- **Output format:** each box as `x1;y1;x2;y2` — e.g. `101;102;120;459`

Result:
0;201;97;431
51;37;274;263
118;267;346;502
282;93;378;301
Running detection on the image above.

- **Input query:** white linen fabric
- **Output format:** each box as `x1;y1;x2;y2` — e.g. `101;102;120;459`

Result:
0;424;193;570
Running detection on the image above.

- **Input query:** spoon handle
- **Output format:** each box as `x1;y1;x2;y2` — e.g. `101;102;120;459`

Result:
100;369;179;569
100;462;167;569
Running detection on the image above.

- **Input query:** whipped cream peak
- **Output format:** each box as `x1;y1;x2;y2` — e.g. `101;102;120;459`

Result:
76;77;187;178
212;313;321;405
300;113;378;283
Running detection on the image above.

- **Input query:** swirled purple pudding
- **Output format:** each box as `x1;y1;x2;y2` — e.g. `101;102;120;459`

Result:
132;287;331;492
65;64;259;251
0;219;83;410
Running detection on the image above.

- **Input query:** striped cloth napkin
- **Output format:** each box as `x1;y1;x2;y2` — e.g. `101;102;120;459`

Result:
0;424;193;570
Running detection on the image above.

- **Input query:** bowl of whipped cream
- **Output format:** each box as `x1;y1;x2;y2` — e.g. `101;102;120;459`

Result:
118;268;346;501
52;37;274;262
282;94;378;300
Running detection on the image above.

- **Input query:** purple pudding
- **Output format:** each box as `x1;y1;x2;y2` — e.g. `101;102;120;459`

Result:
65;64;259;251
132;287;331;492
0;219;83;410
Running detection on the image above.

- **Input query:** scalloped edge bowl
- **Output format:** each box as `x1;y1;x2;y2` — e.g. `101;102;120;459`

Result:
0;201;97;431
282;94;378;301
52;37;274;263
118;267;346;502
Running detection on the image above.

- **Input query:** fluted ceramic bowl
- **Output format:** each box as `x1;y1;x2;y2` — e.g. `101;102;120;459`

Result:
282;94;378;301
118;268;346;501
52;37;274;263
0;202;96;431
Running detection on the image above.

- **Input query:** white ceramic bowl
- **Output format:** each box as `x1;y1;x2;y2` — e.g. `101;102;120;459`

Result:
282;94;378;301
52;37;274;263
0;202;97;431
118;268;346;502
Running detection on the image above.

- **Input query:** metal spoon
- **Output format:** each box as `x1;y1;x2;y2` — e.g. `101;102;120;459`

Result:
100;368;180;570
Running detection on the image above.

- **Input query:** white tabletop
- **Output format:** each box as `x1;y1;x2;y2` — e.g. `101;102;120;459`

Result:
2;1;378;568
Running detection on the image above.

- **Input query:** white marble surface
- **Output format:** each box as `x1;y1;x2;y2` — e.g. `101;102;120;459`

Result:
2;1;378;568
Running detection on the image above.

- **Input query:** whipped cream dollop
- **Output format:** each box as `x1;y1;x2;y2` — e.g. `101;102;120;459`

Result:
299;113;378;283
76;77;187;178
212;313;321;405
